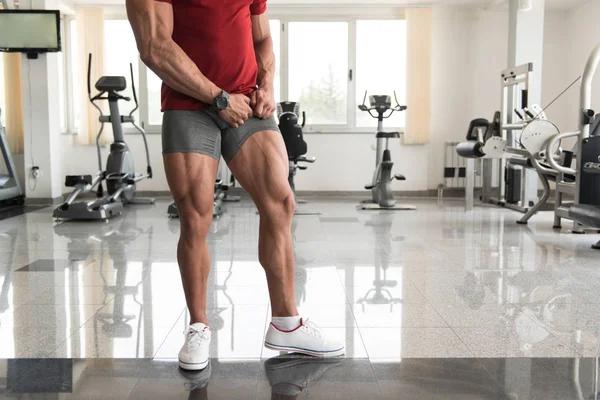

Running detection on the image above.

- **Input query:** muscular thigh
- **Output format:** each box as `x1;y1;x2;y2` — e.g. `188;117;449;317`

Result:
226;129;291;210
162;110;220;215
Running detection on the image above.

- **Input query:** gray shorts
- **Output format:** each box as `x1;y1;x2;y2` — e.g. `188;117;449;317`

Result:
162;108;280;162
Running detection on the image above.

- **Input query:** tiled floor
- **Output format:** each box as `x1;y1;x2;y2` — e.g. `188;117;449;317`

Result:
0;197;599;398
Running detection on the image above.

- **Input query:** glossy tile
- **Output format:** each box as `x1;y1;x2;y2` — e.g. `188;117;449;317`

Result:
3;304;105;333
454;325;579;357
352;303;448;328
1;198;600;370
51;324;173;359
28;285;116;305
372;359;504;400
433;303;538;328
359;327;474;360
344;283;428;305
480;358;600;400
256;357;381;399
0;326;70;358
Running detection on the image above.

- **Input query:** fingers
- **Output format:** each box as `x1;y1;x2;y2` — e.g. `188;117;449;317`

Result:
250;92;257;107
254;102;265;118
258;104;275;119
243;95;251;105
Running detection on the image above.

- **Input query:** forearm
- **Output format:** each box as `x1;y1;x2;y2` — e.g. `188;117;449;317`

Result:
144;40;221;104
126;0;220;105
254;37;275;90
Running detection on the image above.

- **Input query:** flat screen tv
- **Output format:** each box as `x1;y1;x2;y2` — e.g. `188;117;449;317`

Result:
0;10;61;53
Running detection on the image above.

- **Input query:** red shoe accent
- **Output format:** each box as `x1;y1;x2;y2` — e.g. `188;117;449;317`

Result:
270;318;304;333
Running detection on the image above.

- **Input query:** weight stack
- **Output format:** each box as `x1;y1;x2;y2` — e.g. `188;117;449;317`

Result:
505;165;522;205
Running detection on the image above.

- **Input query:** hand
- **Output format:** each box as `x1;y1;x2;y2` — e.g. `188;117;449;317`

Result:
218;94;253;128
250;87;276;119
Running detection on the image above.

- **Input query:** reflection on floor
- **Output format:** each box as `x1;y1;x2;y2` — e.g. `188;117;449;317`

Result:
0;205;47;222
1;357;600;399
0;197;599;398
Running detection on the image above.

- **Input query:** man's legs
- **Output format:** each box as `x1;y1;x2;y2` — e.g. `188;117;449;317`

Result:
226;130;298;318
164;152;219;324
226;128;344;357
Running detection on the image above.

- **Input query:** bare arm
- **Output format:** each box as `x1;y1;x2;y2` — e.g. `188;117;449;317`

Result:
252;12;275;91
126;0;220;104
250;12;276;118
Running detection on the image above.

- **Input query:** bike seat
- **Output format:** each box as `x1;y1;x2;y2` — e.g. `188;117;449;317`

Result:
376;132;400;139
395;174;406;181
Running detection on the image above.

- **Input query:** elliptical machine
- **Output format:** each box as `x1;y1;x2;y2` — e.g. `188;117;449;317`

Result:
53;54;154;221
358;91;414;210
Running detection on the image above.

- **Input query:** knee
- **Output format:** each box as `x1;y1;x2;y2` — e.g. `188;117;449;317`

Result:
262;191;296;223
178;204;213;238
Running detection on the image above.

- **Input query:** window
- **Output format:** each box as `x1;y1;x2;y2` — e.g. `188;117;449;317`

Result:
63;16;406;134
356;20;407;129
146;68;162;126
104;20;140;124
288;22;348;126
270;19;281;104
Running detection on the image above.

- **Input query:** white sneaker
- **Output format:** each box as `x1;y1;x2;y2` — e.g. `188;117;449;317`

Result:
179;323;211;371
264;317;345;358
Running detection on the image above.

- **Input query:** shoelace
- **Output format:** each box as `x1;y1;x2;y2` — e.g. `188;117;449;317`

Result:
302;318;324;340
184;327;210;348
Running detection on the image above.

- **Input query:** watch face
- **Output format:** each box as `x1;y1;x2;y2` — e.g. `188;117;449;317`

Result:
217;92;229;110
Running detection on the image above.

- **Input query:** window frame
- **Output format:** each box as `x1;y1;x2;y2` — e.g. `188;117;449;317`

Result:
273;14;406;134
64;12;406;135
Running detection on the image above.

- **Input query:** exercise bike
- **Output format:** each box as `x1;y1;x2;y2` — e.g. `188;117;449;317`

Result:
54;54;154;221
358;91;415;210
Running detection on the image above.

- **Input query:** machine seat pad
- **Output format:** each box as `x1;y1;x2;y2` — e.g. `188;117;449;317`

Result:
96;76;127;92
569;204;600;229
65;175;93;187
376;132;400;139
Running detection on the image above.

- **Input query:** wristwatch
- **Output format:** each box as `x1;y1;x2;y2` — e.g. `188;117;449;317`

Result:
214;90;230;111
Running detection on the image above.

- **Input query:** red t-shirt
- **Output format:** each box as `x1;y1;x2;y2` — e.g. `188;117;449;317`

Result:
155;0;267;111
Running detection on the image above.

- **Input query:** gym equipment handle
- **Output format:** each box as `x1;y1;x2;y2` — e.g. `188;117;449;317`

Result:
545;131;580;175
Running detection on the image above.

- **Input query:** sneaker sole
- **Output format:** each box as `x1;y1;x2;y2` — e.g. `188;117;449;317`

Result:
264;342;345;358
179;359;209;371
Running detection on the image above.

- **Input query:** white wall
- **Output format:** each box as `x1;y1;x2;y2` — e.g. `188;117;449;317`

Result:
565;0;600;128
542;11;570;132
428;6;473;189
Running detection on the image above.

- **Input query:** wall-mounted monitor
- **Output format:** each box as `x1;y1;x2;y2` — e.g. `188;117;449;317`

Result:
0;10;61;53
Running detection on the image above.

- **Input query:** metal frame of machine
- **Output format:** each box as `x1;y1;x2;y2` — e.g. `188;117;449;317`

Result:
481;63;540;213
546;42;600;242
0;108;24;207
